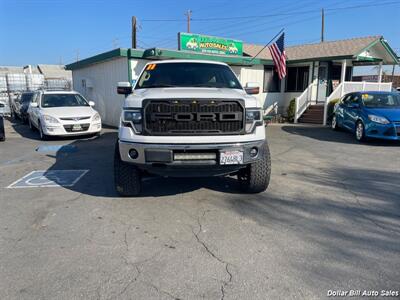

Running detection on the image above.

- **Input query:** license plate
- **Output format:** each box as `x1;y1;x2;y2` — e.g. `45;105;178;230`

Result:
220;151;243;165
72;124;82;131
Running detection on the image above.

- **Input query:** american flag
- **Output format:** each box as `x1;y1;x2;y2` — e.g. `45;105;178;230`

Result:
268;32;286;79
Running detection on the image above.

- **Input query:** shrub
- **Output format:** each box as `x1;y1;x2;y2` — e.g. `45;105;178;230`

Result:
286;98;296;122
327;98;340;122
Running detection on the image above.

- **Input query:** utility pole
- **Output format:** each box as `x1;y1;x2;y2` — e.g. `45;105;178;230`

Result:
76;49;80;62
321;8;325;42
185;10;192;33
59;56;63;65
132;16;137;49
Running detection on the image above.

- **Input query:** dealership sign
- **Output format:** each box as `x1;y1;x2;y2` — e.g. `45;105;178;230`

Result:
178;33;243;56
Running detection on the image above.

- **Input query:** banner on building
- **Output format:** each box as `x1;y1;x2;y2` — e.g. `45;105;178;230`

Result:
178;32;243;56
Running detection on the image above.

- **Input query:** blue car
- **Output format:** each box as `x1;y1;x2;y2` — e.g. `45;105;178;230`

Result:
331;91;400;142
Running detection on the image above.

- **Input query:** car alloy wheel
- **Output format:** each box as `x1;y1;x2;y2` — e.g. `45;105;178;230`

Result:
355;121;364;141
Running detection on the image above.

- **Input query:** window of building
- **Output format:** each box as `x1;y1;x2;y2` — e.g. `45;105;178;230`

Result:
285;66;310;92
263;66;280;92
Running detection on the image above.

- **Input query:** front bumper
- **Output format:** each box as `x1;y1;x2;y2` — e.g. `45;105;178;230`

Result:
119;139;266;177
365;122;400;140
42;122;102;136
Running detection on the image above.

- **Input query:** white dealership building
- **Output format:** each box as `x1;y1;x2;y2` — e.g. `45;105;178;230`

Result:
67;34;398;127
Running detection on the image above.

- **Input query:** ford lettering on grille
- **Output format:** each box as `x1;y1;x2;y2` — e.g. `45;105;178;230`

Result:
151;112;242;122
144;99;245;135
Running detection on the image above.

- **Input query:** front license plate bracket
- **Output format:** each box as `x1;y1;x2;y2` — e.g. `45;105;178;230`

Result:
219;151;243;165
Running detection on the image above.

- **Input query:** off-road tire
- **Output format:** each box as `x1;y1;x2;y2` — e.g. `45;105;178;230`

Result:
238;141;271;193
114;142;141;196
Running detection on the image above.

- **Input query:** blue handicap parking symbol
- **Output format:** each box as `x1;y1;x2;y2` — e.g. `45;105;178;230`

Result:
8;170;89;188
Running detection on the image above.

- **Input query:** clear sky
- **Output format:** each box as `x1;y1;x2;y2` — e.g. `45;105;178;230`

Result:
0;0;399;74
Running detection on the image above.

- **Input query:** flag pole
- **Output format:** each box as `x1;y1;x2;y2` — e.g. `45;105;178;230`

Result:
249;28;284;63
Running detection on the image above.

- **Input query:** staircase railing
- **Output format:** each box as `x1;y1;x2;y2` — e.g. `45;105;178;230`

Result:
294;82;316;123
323;81;393;125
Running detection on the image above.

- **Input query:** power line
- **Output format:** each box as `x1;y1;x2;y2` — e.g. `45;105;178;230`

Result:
200;0;372;44
138;0;320;47
140;1;400;22
196;0;320;36
194;0;400;21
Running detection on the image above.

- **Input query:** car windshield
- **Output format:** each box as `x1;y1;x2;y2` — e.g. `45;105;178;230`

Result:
20;93;34;103
41;94;89;108
135;62;242;89
362;93;400;108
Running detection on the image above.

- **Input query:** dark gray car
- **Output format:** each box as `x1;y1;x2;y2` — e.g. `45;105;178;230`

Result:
12;92;36;123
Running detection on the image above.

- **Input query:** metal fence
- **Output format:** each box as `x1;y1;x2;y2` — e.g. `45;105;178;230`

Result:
0;73;72;116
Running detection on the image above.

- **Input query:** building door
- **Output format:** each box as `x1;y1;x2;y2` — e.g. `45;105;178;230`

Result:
317;62;328;103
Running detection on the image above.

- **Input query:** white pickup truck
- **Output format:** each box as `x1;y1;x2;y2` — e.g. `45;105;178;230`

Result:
114;60;270;196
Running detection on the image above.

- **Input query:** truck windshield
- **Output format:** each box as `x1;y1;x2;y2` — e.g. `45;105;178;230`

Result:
362;93;400;108
135;62;242;90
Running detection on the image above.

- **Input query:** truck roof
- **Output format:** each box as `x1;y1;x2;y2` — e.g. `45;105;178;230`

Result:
147;59;228;66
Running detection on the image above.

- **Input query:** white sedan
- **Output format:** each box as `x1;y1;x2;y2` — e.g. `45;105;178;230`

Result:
27;90;102;140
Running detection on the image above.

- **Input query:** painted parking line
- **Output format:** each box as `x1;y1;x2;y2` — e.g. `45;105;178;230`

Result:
7;170;89;188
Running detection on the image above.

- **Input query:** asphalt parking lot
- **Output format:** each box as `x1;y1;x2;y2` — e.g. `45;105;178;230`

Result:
0;119;399;300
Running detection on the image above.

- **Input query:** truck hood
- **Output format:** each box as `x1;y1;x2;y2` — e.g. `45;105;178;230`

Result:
41;106;96;118
365;107;400;122
124;87;260;108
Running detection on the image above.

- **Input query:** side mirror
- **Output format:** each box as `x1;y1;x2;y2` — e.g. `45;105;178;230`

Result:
244;82;260;95
30;102;38;108
117;82;132;95
88;101;95;107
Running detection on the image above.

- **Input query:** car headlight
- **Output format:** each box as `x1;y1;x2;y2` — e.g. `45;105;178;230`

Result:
92;113;101;122
368;115;390;124
43;115;59;124
122;109;142;133
245;108;263;133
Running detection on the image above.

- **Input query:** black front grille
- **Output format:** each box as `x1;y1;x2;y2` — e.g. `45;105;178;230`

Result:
63;123;90;132
143;99;245;135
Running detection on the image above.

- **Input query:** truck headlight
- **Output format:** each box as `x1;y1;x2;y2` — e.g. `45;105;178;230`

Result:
43;115;59;124
245;108;263;133
92;113;101;122
122;109;142;133
368;115;389;124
